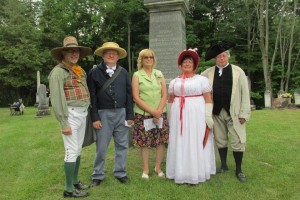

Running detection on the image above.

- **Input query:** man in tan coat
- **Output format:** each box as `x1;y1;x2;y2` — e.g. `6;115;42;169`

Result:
201;41;250;182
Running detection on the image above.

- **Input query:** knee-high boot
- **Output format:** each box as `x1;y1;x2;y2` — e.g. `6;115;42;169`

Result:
233;151;243;174
73;156;81;184
218;147;228;170
64;162;76;192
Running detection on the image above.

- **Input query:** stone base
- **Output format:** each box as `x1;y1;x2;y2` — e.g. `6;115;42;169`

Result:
36;109;51;116
272;97;291;108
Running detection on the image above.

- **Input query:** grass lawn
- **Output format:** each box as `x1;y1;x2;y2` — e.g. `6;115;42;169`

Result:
0;107;299;200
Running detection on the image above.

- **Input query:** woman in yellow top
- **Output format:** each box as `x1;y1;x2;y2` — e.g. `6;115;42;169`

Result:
132;49;169;179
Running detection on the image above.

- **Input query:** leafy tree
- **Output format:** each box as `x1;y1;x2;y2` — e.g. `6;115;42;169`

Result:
0;0;46;105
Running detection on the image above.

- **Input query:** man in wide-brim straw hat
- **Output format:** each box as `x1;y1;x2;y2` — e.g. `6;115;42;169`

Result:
201;41;251;183
48;36;92;198
87;42;134;186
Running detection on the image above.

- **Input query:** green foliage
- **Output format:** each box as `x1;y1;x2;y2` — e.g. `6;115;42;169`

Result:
0;0;299;108
0;0;45;87
1;108;300;199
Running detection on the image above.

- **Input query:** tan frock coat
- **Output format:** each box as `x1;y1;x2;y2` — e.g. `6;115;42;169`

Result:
201;64;251;143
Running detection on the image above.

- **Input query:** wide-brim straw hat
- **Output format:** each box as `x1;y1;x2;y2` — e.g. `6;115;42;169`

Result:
94;42;127;59
177;49;200;70
51;36;92;61
205;41;235;61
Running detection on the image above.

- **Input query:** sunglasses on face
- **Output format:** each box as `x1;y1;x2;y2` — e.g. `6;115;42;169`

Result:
143;56;154;59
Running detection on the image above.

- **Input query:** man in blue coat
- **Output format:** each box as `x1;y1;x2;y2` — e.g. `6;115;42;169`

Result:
87;42;134;186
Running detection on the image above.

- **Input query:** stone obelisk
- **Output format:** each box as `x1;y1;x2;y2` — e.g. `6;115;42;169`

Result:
144;0;188;83
35;71;40;107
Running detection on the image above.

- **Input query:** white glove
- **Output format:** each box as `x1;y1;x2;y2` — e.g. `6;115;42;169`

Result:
205;103;214;129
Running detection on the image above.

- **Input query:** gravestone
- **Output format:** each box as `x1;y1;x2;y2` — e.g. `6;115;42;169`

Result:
35;71;40;107
36;84;51;116
294;89;300;106
264;90;272;108
144;0;188;83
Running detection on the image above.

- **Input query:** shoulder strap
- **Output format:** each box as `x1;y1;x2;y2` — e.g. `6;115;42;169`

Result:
98;66;122;94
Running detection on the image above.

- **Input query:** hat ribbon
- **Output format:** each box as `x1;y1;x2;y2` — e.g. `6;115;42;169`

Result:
65;43;78;47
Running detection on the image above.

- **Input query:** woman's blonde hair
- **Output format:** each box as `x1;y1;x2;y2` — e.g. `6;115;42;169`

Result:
137;49;157;70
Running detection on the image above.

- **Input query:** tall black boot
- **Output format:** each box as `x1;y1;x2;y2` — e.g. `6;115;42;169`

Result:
233;151;247;182
217;147;228;173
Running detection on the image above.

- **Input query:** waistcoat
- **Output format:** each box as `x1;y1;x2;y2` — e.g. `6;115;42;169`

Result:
213;65;232;115
64;71;90;102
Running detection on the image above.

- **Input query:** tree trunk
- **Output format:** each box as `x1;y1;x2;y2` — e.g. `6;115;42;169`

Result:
285;0;297;92
127;20;131;73
257;0;272;92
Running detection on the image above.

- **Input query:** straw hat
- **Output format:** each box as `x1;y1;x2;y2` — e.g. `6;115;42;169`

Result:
51;36;92;61
94;42;127;59
177;48;200;70
205;41;235;61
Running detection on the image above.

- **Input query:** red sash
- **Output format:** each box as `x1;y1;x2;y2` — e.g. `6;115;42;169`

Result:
174;94;203;135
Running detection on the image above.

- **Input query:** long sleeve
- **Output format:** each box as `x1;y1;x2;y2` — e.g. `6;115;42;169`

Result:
87;68;101;122
125;70;134;120
48;67;70;129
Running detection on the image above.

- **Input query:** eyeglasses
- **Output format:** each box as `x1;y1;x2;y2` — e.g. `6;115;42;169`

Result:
65;49;80;54
143;56;154;59
105;52;118;56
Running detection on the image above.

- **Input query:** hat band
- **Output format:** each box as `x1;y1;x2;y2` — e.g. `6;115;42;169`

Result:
65;43;78;47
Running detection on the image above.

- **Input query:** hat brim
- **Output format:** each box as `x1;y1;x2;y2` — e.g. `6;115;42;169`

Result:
177;50;200;70
205;41;235;61
94;46;127;59
51;46;92;61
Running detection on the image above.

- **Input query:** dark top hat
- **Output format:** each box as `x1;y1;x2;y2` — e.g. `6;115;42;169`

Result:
205;41;235;61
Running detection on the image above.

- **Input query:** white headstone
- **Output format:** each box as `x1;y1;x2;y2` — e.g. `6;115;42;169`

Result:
35;71;40;105
294;89;300;105
264;90;272;108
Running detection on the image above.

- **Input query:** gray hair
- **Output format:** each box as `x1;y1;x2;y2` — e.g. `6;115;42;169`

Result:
224;50;231;58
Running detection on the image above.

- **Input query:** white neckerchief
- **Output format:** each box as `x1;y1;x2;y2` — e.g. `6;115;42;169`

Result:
216;63;229;76
106;65;116;77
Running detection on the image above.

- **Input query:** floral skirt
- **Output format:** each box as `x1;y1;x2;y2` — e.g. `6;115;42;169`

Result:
133;113;169;148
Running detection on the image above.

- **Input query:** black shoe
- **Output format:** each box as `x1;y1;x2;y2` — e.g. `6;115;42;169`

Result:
63;189;89;198
116;176;129;184
74;182;89;190
92;179;102;187
236;172;247;182
217;165;229;173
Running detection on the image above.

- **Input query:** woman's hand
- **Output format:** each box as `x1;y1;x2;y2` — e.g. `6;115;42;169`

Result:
152;109;162;119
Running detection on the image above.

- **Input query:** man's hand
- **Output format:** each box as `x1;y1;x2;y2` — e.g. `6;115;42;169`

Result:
93;120;102;129
239;118;246;125
62;127;72;135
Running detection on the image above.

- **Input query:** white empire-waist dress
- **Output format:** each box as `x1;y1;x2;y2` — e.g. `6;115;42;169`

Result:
166;74;216;184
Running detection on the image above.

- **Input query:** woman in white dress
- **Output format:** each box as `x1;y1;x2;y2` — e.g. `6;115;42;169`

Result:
166;49;216;184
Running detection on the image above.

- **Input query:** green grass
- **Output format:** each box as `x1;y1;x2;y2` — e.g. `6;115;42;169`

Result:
0;107;300;200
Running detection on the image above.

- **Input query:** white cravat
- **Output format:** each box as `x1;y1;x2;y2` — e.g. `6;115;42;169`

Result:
217;63;229;77
218;68;223;76
106;66;116;77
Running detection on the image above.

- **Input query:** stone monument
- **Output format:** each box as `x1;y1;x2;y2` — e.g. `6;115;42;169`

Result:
36;84;51;116
35;71;40;107
264;90;272;108
294;89;300;106
144;0;188;83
